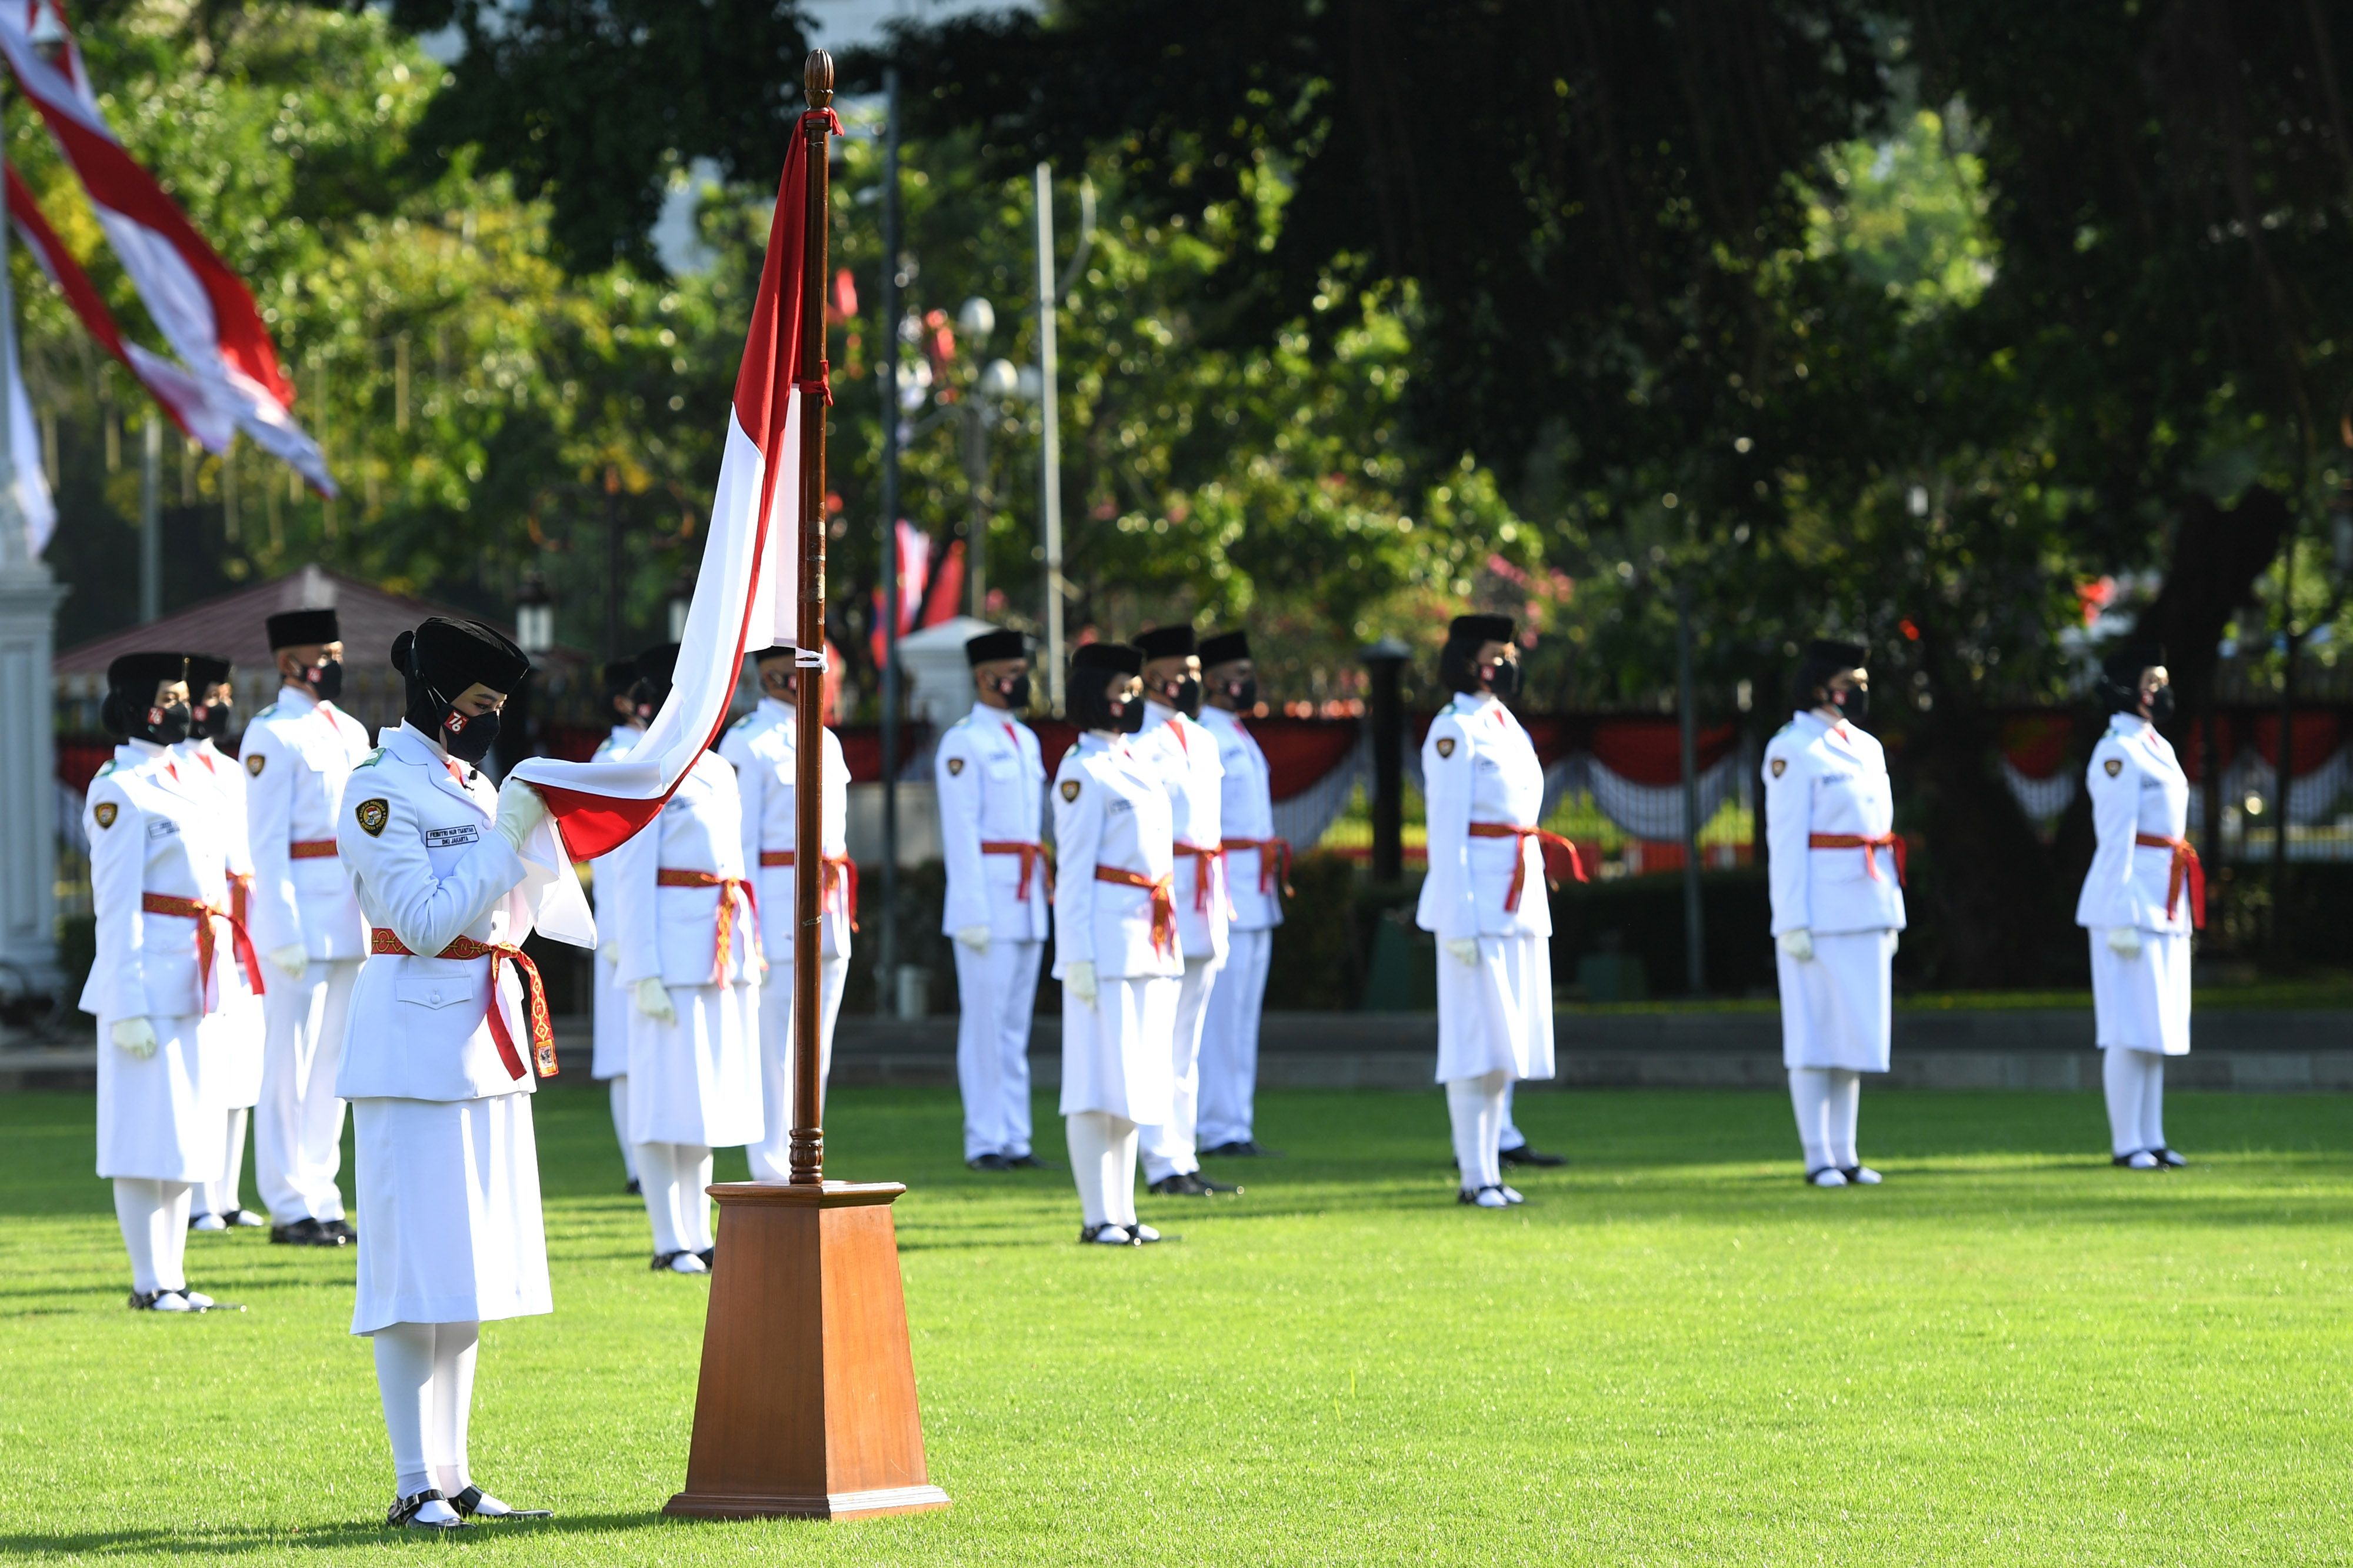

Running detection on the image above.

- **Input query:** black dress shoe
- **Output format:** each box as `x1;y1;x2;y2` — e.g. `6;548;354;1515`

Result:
966;1153;1014;1172
625;1177;642;1196
2152;1146;2187;1168
223;1207;266;1228
269;1217;345;1247
321;1218;358;1243
1192;1174;1242;1195
386;1489;468;1530
1147;1172;1208;1196
449;1484;553;1520
696;1247;716;1269
1006;1153;1046;1169
1498;1144;1566;1169
1201;1139;1282;1159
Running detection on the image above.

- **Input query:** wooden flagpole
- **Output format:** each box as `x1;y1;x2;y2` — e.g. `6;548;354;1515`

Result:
663;51;948;1523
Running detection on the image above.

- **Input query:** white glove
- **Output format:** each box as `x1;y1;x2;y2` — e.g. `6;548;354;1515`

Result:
494;777;548;852
111;1017;158;1058
2106;925;2144;959
1778;928;1815;962
632;976;677;1023
267;943;309;981
1065;959;1098;1005
1444;938;1482;969
600;942;621;967
954;924;992;955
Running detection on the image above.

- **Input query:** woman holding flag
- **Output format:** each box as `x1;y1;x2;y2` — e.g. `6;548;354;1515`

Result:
335;618;557;1529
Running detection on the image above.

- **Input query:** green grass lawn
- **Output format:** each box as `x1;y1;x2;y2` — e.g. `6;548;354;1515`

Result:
4;1082;2352;1564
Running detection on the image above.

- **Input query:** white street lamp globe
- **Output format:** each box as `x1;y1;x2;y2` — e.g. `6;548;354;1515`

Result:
957;296;995;344
979;358;1019;399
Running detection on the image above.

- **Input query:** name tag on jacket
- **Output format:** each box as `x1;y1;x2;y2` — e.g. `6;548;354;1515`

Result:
146;818;180;840
424;824;481;849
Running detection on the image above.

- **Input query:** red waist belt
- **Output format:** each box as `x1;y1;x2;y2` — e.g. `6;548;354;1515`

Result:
1221;836;1295;898
2135;832;2207;928
758;850;859;930
289;839;339;860
656;868;761;981
1808;832;1907;885
368;929;556;1082
1171;839;1228;916
981;839;1052;900
140;893;265;1011
1095;865;1178;958
1466;822;1588;911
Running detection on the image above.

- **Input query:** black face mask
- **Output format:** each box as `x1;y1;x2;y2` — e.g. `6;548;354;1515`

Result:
1832;685;1870;723
998;673;1032;710
1168;676;1203;719
191;699;232;742
1108;695;1146;735
146;702;192;746
1482;660;1521;699
2146;686;2176;725
1224;676;1258;710
309;658;344;703
441;706;501;765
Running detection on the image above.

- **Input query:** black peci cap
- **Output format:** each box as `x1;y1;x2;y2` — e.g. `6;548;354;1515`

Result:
392;618;530;695
2101;643;2167;686
1447;614;1515;646
1804;638;1869;670
108;651;188;694
635;642;682;690
1133;624;1197;662
601;659;639;698
1071;641;1143;677
749;644;795;664
965;628;1027;665
1199;630;1250;668
184;653;232;689
266;608;339;649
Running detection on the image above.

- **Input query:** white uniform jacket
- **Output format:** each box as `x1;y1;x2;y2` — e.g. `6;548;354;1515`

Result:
1052;733;1184;982
80;744;254;1021
333;723;539;1103
1201;705;1284;932
606;748;762;990
1762;711;1907;937
1415;694;1552;941
241;688;373;959
719;698;854;959
176;736;256;883
1136;704;1229;960
2076;715;2194;936
935;706;1051;942
586;725;639;951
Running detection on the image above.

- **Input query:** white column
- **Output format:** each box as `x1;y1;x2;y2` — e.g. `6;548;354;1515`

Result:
0;551;64;990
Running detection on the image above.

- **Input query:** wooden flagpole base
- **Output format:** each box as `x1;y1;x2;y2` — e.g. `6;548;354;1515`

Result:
662;1180;949;1522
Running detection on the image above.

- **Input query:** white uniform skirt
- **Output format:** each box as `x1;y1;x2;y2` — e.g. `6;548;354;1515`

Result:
590;955;628;1080
1777;928;1896;1072
2090;928;2191;1056
1434;932;1555;1084
350;1092;551;1334
95;1012;223;1182
626;980;764;1147
1060;974;1178;1123
201;994;265;1110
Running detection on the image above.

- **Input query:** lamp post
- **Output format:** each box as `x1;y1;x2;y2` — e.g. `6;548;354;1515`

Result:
666;567;695;643
1361;637;1410;885
500;569;555;782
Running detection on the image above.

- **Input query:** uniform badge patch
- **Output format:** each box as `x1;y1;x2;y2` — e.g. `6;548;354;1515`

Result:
1770;759;1787;778
245;752;266;776
356;798;391;836
92;802;117;829
2104;758;2123;777
948;757;965;776
1061;779;1081;802
1436;738;1456;759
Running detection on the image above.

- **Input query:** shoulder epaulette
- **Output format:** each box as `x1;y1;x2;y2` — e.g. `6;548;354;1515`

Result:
94;759;115;778
255;702;279;719
729;712;756;730
354;747;386;769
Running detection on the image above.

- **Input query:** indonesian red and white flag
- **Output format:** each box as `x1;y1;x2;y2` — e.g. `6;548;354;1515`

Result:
505;111;832;944
0;3;334;495
0;219;50;557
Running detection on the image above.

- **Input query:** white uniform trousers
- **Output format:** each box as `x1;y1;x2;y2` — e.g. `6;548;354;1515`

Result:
746;953;849;1182
589;955;636;1185
954;938;1042;1162
256;956;358;1224
199;997;264;1219
1142;953;1224;1182
1197;927;1271;1150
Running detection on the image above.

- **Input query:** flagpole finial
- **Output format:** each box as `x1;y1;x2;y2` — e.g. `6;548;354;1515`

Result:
805;49;834;111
